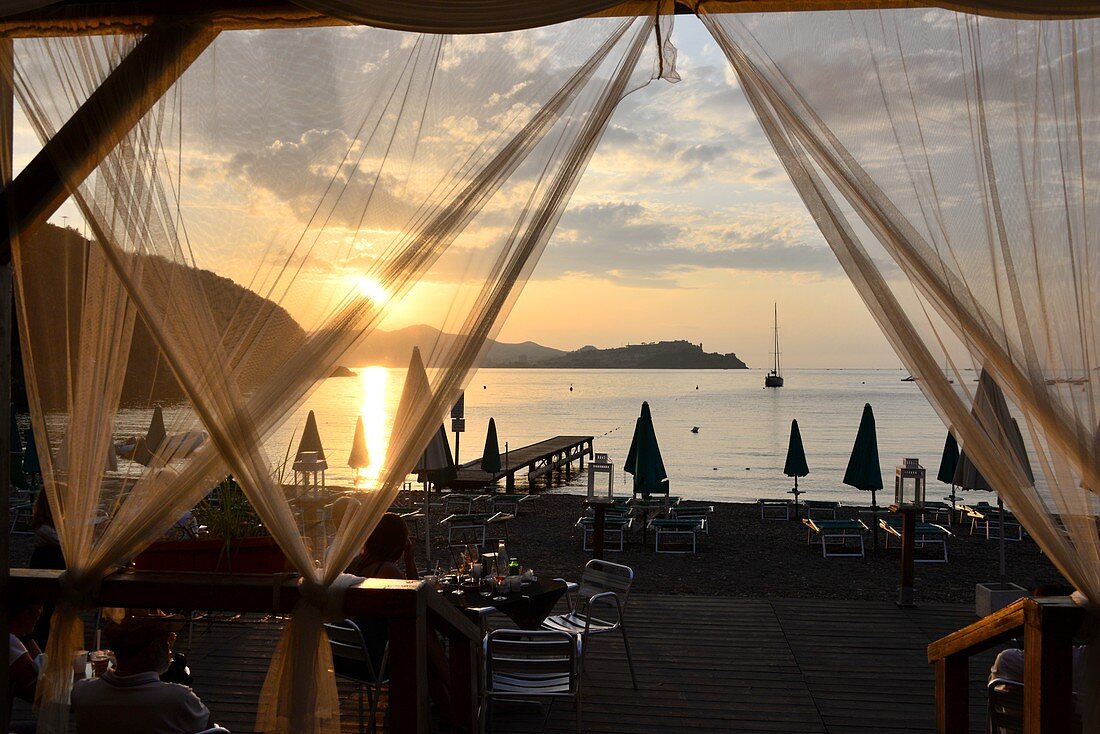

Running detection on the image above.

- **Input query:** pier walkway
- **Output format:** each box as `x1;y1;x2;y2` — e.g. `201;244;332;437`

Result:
136;596;990;733
449;435;593;491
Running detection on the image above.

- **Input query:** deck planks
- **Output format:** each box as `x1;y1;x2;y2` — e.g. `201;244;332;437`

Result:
162;596;993;733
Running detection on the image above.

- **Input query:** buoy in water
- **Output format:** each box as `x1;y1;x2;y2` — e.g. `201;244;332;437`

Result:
569;383;573;392
691;426;700;434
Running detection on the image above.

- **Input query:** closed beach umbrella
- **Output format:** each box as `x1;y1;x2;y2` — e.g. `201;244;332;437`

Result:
481;417;502;477
843;403;883;548
937;432;960;521
784;419;809;518
295;409;327;463
953;370;1034;586
416;423;457;568
348;415;369;472
624;401;668;497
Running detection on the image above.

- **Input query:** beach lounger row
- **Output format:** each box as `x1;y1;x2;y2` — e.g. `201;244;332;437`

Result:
442;492;533;517
963;503;1023;541
440;511;514;548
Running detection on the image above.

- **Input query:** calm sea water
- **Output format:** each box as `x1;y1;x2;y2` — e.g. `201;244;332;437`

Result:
270;367;953;505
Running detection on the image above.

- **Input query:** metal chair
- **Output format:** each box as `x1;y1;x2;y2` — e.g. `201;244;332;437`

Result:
324;619;389;734
194;728;231;734
481;629;582;734
541;559;637;690
987;678;1081;734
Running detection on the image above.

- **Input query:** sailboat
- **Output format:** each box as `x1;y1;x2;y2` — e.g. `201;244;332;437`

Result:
764;304;784;388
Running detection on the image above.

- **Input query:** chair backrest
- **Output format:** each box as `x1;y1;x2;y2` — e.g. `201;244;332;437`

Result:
485;629;579;694
578;559;633;605
988;679;1024;734
324;619;382;683
193;728;231;734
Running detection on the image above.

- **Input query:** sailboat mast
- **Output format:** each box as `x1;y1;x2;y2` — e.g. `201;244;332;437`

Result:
773;303;781;375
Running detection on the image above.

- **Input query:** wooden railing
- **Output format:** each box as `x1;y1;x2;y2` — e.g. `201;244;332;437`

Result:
927;595;1085;734
8;567;482;733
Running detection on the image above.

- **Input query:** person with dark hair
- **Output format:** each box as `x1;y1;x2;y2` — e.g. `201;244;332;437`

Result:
349;512;418;581
71;610;211;734
989;584;1086;692
347;513;451;718
7;595;44;709
28;492;64;649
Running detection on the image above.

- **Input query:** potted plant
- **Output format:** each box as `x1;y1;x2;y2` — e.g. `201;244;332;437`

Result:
133;475;290;574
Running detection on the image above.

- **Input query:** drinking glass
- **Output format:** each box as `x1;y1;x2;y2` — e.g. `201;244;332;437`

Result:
492;573;507;601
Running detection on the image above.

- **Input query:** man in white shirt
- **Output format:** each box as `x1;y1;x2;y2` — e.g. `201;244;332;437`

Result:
71;610;211;734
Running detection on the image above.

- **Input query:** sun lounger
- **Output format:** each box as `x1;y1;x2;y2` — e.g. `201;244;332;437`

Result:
758;498;791;521
879;516;952;563
575;515;632;552
803;500;841;520
671;504;713;533
919;501;953;524
649;517;704;553
489;493;531;516
802;518;868;557
441;511;513;548
964;504;1023;541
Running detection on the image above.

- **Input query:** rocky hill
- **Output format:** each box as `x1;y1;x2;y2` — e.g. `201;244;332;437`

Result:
532;340;747;369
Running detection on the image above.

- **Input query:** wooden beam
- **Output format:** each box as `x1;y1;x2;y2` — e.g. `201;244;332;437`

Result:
1023;598;1082;734
3;0;1086;38
0;37;13;734
935;655;969;734
0;23;217;261
927;595;1027;661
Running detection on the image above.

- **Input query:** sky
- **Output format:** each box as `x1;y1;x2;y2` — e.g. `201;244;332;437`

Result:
15;17;899;371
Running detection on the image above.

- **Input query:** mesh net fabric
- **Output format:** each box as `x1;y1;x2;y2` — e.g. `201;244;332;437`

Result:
7;9;676;733
700;7;1099;728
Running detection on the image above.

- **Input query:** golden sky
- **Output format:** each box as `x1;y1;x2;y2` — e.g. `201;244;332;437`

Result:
18;17;898;370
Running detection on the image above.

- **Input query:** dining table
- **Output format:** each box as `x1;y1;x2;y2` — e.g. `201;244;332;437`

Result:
446;577;567;630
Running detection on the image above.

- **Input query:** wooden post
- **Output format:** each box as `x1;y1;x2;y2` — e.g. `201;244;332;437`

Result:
592;504;606;559
443;617;478;731
935;655;969;734
1023;599;1076;734
387;601;429;734
898;506;917;606
0;36;13;734
0;24;218;259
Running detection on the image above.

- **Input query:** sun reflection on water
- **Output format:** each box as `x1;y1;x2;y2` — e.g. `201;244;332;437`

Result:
356;366;390;489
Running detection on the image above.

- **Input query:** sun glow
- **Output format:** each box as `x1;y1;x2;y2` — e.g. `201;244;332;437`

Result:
356;366;390;488
355;275;391;305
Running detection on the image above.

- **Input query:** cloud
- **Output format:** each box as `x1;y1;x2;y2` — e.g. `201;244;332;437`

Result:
536;200;839;287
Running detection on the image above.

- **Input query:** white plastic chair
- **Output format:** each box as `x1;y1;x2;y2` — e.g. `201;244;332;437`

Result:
481;629;582;734
324;619;389;734
541;559;637;689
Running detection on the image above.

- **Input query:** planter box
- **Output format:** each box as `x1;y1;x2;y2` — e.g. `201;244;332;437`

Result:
975;582;1027;618
133;536;290;574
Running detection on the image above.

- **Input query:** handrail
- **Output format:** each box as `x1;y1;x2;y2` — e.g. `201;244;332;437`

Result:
927;595;1085;734
8;567;480;733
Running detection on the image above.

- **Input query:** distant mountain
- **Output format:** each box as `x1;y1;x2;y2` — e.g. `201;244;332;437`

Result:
537;340;747;369
344;328;746;370
343;325;566;367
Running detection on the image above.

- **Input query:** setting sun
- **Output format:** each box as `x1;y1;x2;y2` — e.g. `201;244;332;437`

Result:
354;275;391;305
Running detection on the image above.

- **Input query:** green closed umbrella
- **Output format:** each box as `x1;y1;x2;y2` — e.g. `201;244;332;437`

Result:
481;418;502;478
953;369;1033;587
937;432;960;521
784;419;809;518
624;401;668;497
843;403;883;548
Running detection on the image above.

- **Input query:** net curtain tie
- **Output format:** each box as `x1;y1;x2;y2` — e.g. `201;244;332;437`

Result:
298;573;365;623
55;570;101;611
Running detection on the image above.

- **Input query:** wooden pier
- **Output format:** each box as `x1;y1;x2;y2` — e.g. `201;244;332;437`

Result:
449;435;593;491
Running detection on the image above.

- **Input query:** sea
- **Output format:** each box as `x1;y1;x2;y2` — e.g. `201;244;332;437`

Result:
262;367;953;506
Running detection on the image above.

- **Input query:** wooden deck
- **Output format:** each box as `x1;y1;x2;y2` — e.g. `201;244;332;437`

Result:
449;435;593;491
171;596;994;733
